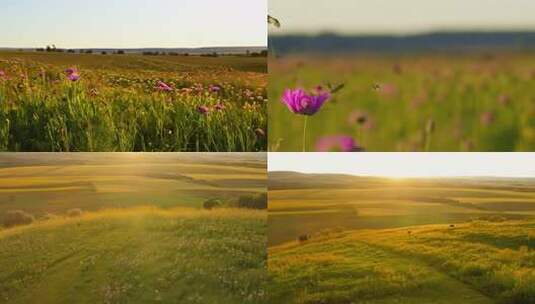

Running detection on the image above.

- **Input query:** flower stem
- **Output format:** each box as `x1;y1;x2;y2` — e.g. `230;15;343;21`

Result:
303;116;308;152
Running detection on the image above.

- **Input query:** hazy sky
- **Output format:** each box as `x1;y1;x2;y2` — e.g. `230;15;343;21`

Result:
269;0;535;34
0;0;266;48
269;153;535;178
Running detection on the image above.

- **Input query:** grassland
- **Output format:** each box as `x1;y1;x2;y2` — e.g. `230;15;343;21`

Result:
268;53;535;151
268;172;535;303
0;51;267;152
0;153;267;304
269;220;534;304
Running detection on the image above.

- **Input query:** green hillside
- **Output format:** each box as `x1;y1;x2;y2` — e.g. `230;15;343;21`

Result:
0;207;267;304
269;220;534;304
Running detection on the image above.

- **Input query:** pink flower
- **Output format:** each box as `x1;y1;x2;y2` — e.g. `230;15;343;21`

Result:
214;103;225;111
209;85;221;93
67;73;80;81
281;87;330;116
156;81;173;92
65;67;80;81
197;105;210;115
65;68;76;75
315;135;363;152
375;83;397;97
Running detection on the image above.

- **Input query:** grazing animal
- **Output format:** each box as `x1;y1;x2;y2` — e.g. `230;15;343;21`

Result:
407;230;412;236
450;224;455;228
298;234;310;242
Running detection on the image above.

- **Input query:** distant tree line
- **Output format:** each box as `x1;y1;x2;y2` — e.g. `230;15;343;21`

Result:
142;51;189;56
33;45;267;57
245;50;268;57
142;50;267;57
35;45;126;55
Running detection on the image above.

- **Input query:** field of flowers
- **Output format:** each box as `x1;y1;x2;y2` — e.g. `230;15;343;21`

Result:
0;52;267;152
269;53;535;152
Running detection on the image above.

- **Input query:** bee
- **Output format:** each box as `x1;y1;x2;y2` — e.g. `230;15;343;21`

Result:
372;83;381;91
268;15;281;28
326;83;345;94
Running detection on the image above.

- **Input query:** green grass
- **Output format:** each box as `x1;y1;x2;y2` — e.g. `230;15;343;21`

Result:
0;153;267;303
269;220;534;304
0;207;267;304
0;51;266;152
268;53;535;151
0;52;267;74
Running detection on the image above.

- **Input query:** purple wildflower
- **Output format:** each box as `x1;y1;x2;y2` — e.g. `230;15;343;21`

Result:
0;69;6;80
67;73;80;82
156;81;173;92
65;68;76;75
315;135;363;152
214;103;225;111
65;67;80;81
209;85;221;93
197;105;210;115
281;87;330;116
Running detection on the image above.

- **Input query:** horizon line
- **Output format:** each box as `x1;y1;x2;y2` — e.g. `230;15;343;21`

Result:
269;28;535;37
0;45;267;50
268;170;535;179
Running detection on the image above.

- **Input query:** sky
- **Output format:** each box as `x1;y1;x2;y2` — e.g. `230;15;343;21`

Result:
269;0;535;35
0;0;266;48
269;153;535;178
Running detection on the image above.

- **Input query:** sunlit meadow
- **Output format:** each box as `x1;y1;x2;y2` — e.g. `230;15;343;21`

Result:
268;171;535;304
0;153;268;304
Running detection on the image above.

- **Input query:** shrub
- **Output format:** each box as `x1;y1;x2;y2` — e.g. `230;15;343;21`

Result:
298;234;310;242
203;199;222;210
2;210;34;228
237;193;267;209
67;208;83;217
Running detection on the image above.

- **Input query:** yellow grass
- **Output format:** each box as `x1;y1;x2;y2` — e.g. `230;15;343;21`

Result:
0;206;266;240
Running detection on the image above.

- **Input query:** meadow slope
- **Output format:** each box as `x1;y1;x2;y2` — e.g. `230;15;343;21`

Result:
0;207;267;304
0;153;268;303
269;220;534;304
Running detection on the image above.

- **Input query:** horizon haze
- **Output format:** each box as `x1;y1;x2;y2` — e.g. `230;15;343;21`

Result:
269;153;535;178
